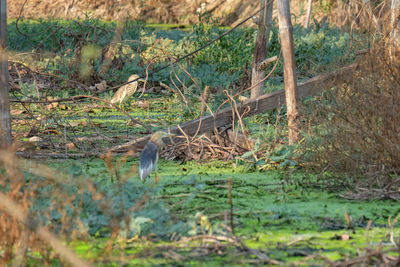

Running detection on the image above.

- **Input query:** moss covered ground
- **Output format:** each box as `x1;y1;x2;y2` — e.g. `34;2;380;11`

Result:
43;157;400;266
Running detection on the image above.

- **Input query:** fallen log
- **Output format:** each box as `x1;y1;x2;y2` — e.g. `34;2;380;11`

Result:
109;63;358;153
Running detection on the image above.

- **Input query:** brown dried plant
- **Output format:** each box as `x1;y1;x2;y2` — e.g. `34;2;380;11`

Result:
301;34;400;192
0;148;92;266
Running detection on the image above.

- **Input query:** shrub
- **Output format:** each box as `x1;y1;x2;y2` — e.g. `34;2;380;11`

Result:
301;41;400;188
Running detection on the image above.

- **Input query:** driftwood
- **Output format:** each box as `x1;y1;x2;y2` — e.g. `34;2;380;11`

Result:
109;63;358;153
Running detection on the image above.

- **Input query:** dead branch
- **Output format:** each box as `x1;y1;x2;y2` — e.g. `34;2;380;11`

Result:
257;55;278;70
109;63;358;154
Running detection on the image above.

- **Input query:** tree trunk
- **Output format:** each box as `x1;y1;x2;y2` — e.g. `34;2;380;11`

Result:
391;0;400;64
391;0;400;44
305;0;312;28
0;0;11;148
277;0;300;144
250;0;273;99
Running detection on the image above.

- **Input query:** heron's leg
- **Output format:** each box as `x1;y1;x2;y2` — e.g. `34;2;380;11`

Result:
122;100;129;110
154;172;160;184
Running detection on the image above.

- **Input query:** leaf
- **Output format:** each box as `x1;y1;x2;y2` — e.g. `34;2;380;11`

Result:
341;234;350;241
331;234;351;241
133;100;150;108
10;109;26;115
254;138;261;151
51;210;61;220
241;151;254;159
95;80;107;91
128;216;153;236
59;104;69;110
47;102;59;110
69;121;87;127
42;129;61;135
66;142;76;150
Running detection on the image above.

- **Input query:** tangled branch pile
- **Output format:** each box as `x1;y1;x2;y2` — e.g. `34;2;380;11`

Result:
162;129;255;161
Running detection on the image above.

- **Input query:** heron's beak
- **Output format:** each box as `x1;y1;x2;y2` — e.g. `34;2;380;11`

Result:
162;132;177;139
138;78;147;83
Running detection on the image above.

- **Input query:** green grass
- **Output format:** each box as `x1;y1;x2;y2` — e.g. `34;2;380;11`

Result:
40;157;400;265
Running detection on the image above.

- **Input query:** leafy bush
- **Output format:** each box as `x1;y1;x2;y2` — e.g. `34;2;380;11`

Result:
294;23;352;75
183;13;255;74
8;18;145;84
8;15;356;99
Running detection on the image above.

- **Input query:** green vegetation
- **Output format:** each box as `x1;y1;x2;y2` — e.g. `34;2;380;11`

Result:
19;158;400;265
3;13;397;266
8;16;359;101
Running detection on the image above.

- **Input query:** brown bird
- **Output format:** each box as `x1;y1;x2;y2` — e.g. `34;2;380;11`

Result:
139;131;174;181
111;74;145;105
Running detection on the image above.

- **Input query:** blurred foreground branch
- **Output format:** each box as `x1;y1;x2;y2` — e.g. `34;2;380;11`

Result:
0;191;90;267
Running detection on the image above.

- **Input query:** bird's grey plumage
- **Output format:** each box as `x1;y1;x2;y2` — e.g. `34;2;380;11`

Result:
139;141;159;181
